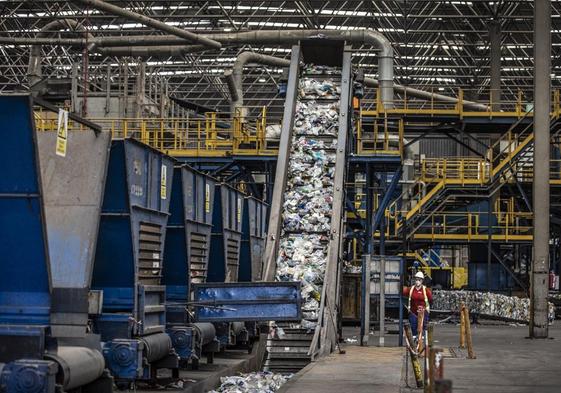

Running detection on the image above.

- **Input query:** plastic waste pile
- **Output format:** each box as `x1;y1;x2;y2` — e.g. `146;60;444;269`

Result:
208;371;291;393
275;65;341;328
433;290;556;323
266;124;282;139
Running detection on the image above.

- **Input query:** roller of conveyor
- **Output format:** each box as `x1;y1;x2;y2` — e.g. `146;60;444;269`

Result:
140;333;173;363
45;346;105;390
192;323;216;346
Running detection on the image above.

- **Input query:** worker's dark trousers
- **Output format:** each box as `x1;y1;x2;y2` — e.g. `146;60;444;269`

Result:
409;313;429;336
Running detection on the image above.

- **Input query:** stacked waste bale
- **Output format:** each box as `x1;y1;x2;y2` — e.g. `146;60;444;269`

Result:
433;290;556;323
275;67;341;328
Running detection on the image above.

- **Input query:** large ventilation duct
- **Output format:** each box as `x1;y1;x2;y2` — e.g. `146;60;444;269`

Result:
363;77;489;111
96;44;206;58
224;52;291;116
73;0;221;49
27;19;95;87
8;29;392;107
13;28;488;111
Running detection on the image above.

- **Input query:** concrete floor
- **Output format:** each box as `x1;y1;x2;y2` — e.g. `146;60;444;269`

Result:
132;323;561;392
429;322;561;393
282;322;561;393
278;346;404;393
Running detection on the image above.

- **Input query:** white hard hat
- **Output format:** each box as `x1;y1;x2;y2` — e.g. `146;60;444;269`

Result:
414;271;425;279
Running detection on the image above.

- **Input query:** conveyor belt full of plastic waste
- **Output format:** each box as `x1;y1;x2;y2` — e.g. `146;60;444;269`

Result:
262;40;352;372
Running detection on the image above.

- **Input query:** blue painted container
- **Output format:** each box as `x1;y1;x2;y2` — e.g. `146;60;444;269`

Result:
192;282;302;322
239;197;269;282
0;95;113;391
0;95;50;329
207;184;245;282
92;139;175;339
0;94;110;337
163;165;216;309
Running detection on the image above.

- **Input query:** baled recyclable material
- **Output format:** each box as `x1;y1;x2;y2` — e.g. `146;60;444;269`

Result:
432;290;555;323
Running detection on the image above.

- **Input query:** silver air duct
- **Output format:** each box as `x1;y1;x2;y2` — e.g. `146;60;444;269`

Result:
27;19;95;87
225;51;291;116
73;0;221;49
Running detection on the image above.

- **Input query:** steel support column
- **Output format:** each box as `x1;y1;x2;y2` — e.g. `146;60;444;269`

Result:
489;21;502;112
531;0;551;338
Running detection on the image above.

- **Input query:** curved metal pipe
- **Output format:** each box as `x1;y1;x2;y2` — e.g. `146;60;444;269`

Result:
225;51;290;115
363;77;489;112
11;29;393;103
28;19;94;87
74;0;221;49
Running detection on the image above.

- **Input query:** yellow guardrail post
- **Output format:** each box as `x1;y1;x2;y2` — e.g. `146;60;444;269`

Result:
173;120;178;150
399;119;404;159
384;113;389;152
376;87;382;114
458;89;464;119
197;121;202;152
357;108;363;154
516;89;522;117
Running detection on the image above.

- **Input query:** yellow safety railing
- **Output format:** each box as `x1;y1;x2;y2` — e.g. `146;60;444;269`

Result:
356;112;404;156
419;157;490;184
383;210;533;242
34;106;280;157
362;88;561;120
34;105;404;158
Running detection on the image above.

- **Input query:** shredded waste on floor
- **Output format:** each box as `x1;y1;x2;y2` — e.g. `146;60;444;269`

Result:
208;371;292;393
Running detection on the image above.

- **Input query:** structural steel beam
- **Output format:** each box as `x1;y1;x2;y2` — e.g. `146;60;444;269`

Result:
531;0;551;339
489;21;502;112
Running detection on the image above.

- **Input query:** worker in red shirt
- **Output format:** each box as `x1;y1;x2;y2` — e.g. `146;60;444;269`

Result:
403;271;433;337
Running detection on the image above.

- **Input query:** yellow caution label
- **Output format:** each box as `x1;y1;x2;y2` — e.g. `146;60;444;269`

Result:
55;109;68;157
205;183;211;213
160;164;167;200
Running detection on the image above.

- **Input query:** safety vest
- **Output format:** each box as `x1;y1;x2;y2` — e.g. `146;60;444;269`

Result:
408;285;430;312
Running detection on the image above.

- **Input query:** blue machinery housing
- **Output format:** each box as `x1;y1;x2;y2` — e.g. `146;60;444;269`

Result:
0;95;113;393
0;95;303;391
208;184;246;283
92;139;180;386
162;165;220;365
240;197;269;282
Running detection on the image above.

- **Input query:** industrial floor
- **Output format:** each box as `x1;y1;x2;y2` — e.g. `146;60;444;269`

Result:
133;323;561;393
278;345;404;393
426;322;561;393
280;322;561;393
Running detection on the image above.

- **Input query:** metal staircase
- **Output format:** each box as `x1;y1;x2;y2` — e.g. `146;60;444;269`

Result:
385;118;546;241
